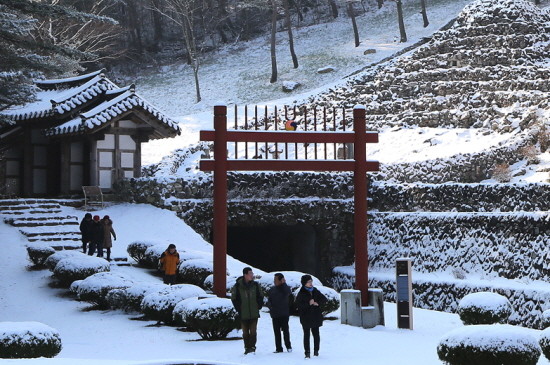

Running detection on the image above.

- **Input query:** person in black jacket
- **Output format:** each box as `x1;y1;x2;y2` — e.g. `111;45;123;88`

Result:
295;274;327;359
79;213;93;253
267;273;293;353
87;215;104;257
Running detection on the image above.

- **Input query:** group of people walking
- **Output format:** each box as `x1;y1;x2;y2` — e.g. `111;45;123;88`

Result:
231;267;327;359
79;213;117;261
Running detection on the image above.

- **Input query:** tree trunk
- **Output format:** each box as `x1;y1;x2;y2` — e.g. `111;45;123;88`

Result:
284;0;298;68
151;0;163;48
193;59;201;102
535;0;540;5
420;0;429;27
270;0;278;83
347;2;360;47
377;0;384;9
328;0;338;18
126;0;143;54
396;0;407;43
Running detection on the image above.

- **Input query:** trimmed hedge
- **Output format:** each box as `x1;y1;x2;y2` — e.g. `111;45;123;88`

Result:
172;297;239;339
105;283;165;312
0;322;62;359
540;327;550;361
26;245;55;267
53;256;110;287
45;250;83;271
177;259;213;287
142;244;169;270
69;272;134;308
141;284;206;324
126;241;157;265
316;286;340;316
437;324;541;365
542;310;550;329
457;292;513;325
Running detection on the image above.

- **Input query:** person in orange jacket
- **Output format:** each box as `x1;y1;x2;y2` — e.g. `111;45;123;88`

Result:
159;244;180;285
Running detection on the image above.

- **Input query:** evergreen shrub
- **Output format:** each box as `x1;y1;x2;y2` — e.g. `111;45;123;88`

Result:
177;259;213;287
126;241;157;265
541;309;550;329
141;284;206;324
172;297;239;339
539;327;550;361
53;256;110;287
26;245;55;267
105;283;165;312
0;322;62;359
437;324;540;365
69;272;134;308
44;250;83;271
142;244;169;270
457;292;512;325
316;286;341;316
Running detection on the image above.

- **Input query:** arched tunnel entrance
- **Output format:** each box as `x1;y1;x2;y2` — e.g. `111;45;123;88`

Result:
227;223;319;277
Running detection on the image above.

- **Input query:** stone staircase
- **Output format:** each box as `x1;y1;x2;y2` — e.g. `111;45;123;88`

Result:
0;199;128;265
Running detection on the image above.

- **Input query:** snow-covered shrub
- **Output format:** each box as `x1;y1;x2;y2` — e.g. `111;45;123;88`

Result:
45;250;83;271
69;272;134;308
105;283;164;312
172;297;239;339
142;244;169;270
457;292;513;325
257;271;322;296
177;259;213;287
540;327;550;361
492;163;512;183
0;322;62;359
437;324;540;365
541;310;550;329
203;274;237;293
26;245;55;267
53;256;110;287
316;286;340;316
141;284;206;324
126;241;157;265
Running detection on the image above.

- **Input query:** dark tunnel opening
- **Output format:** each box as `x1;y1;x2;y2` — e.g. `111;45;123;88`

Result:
227;223;319;276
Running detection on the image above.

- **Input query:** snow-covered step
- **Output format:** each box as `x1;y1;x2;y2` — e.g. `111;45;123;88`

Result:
27;235;80;242
30;240;82;250
19;224;80;235
9;217;79;228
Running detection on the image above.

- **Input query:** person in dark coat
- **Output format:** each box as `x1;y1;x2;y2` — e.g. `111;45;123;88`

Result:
295;274;327;359
79;213;93;253
101;215;116;261
88;215;104;257
267;272;293;353
231;267;263;355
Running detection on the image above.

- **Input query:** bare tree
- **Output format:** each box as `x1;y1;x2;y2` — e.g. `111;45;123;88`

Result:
396;0;407;42
270;0;278;83
420;0;429;28
157;0;203;102
347;0;360;47
328;0;339;18
283;0;298;68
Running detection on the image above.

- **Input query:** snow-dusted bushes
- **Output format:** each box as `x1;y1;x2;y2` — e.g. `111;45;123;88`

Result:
177;259;213;287
0;322;62;359
142;244;168;269
141;284;206;324
203;274;237;292
257;271;322;296
540;327;550;361
457;292;513;325
26;245;55;267
542;310;550;329
45;250;83;271
53;256;110;286
172;297;239;339
126;241;157;265
437;324;541;365
69;272;134;308
316;286;340;316
105;283;164;312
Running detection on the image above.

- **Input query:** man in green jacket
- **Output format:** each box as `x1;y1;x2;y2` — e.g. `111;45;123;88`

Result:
231;267;263;354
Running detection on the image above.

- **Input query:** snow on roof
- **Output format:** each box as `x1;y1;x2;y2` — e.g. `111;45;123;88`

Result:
45;89;180;137
35;70;104;88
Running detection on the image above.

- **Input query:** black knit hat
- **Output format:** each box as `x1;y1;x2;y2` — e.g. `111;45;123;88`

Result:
301;274;312;286
168;244;176;249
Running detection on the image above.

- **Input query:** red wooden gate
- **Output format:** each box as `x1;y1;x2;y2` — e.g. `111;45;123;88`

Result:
200;104;379;304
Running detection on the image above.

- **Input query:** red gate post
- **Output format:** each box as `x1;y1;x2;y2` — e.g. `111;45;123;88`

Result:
353;105;369;305
213;105;228;297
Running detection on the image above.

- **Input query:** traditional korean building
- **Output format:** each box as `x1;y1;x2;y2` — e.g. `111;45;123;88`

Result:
0;70;180;197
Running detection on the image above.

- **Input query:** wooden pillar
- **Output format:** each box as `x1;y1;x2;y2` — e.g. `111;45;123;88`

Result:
353;105;369;305
213;105;228;297
59;140;71;195
22;128;33;196
89;138;98;186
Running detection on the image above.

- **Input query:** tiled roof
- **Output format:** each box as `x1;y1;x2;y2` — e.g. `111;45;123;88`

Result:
45;89;180;137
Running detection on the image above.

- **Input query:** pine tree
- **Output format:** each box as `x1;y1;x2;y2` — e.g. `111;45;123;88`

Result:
0;0;116;123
